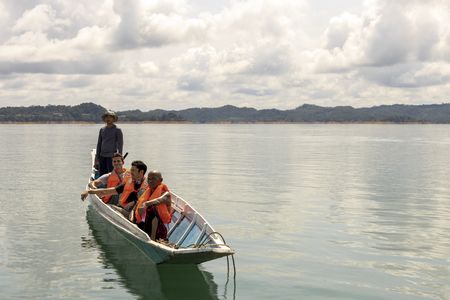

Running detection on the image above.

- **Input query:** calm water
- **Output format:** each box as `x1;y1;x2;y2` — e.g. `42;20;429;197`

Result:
0;124;449;300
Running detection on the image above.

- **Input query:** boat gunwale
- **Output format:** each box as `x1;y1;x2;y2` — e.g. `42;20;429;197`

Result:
86;149;234;260
89;192;233;255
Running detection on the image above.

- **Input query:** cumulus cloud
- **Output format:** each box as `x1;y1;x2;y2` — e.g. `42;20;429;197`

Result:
1;78;27;90
134;61;160;77
243;42;294;75
0;6;14;42
62;76;94;88
313;0;450;89
0;0;449;110
12;4;70;34
0;57;116;75
234;87;277;97
177;73;207;91
111;0;209;49
323;13;362;50
361;62;450;88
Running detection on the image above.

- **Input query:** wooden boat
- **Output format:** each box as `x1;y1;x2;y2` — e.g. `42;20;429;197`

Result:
84;207;219;298
85;149;234;264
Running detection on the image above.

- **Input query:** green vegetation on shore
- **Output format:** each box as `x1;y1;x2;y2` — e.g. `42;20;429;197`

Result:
1;102;450;123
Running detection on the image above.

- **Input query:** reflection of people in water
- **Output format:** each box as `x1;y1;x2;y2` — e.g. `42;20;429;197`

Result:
83;207;219;300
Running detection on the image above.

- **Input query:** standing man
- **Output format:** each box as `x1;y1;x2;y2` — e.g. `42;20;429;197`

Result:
96;111;123;176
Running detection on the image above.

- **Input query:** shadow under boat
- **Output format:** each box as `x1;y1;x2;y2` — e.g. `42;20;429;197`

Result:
83;206;220;300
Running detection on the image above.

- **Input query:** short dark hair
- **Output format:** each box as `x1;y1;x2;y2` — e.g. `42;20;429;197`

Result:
131;160;147;175
112;152;124;162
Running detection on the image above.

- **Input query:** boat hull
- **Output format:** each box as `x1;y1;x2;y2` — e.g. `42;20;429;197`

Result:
86;150;234;264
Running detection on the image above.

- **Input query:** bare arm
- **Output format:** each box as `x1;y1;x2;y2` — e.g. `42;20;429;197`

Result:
136;192;171;217
143;192;171;208
81;187;118;201
88;179;101;189
89;173;109;189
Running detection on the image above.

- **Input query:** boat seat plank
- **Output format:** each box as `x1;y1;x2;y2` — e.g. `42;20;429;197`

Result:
167;216;190;244
167;211;184;237
175;214;197;247
194;223;208;246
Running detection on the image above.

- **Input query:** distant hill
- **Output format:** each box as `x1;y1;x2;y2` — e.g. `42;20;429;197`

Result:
0;103;105;122
1;102;450;123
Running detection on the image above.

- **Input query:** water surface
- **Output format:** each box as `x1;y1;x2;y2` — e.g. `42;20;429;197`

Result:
0;124;449;299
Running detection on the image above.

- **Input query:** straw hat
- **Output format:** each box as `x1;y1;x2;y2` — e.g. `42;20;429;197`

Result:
101;111;118;122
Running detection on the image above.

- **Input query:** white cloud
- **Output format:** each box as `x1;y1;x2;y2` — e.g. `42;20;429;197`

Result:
311;0;450;90
361;62;450;88
12;4;69;34
62;76;94;88
111;0;209;49
0;2;8;23
323;13;362;50
0;0;449;110
135;61;160;76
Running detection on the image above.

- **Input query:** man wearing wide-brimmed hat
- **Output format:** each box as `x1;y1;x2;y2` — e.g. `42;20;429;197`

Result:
96;111;123;176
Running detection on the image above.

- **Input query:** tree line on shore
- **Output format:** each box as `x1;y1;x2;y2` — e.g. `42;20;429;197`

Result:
1;102;450;123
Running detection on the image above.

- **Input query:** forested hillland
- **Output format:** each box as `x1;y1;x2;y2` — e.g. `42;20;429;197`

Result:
1;102;450;123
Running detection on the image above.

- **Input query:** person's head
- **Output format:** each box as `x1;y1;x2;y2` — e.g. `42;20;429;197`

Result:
147;170;163;189
112;153;124;171
130;160;147;181
101;111;118;125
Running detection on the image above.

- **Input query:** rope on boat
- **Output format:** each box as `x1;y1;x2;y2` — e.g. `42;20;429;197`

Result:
227;253;237;300
197;231;228;247
174;231;237;299
181;231;233;250
193;231;236;299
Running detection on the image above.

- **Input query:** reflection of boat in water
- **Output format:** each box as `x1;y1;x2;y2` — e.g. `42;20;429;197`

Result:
86;149;234;264
84;207;219;300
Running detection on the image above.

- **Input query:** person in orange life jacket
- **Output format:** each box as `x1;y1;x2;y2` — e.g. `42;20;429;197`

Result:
89;153;129;205
81;161;147;214
134;170;172;241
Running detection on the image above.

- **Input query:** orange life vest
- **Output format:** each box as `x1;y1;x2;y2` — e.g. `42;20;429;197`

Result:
134;183;171;224
102;168;128;203
118;176;146;208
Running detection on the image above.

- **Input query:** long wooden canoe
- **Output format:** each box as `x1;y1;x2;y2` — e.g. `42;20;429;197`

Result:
86;149;234;264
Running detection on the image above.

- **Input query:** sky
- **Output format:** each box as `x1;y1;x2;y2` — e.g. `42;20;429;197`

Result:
0;0;449;111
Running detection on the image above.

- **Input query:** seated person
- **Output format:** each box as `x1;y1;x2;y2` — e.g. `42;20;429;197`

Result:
89;152;129;205
134;170;172;241
81;160;147;217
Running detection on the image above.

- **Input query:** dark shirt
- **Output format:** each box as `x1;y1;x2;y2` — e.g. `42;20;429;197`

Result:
115;181;143;204
96;124;123;158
